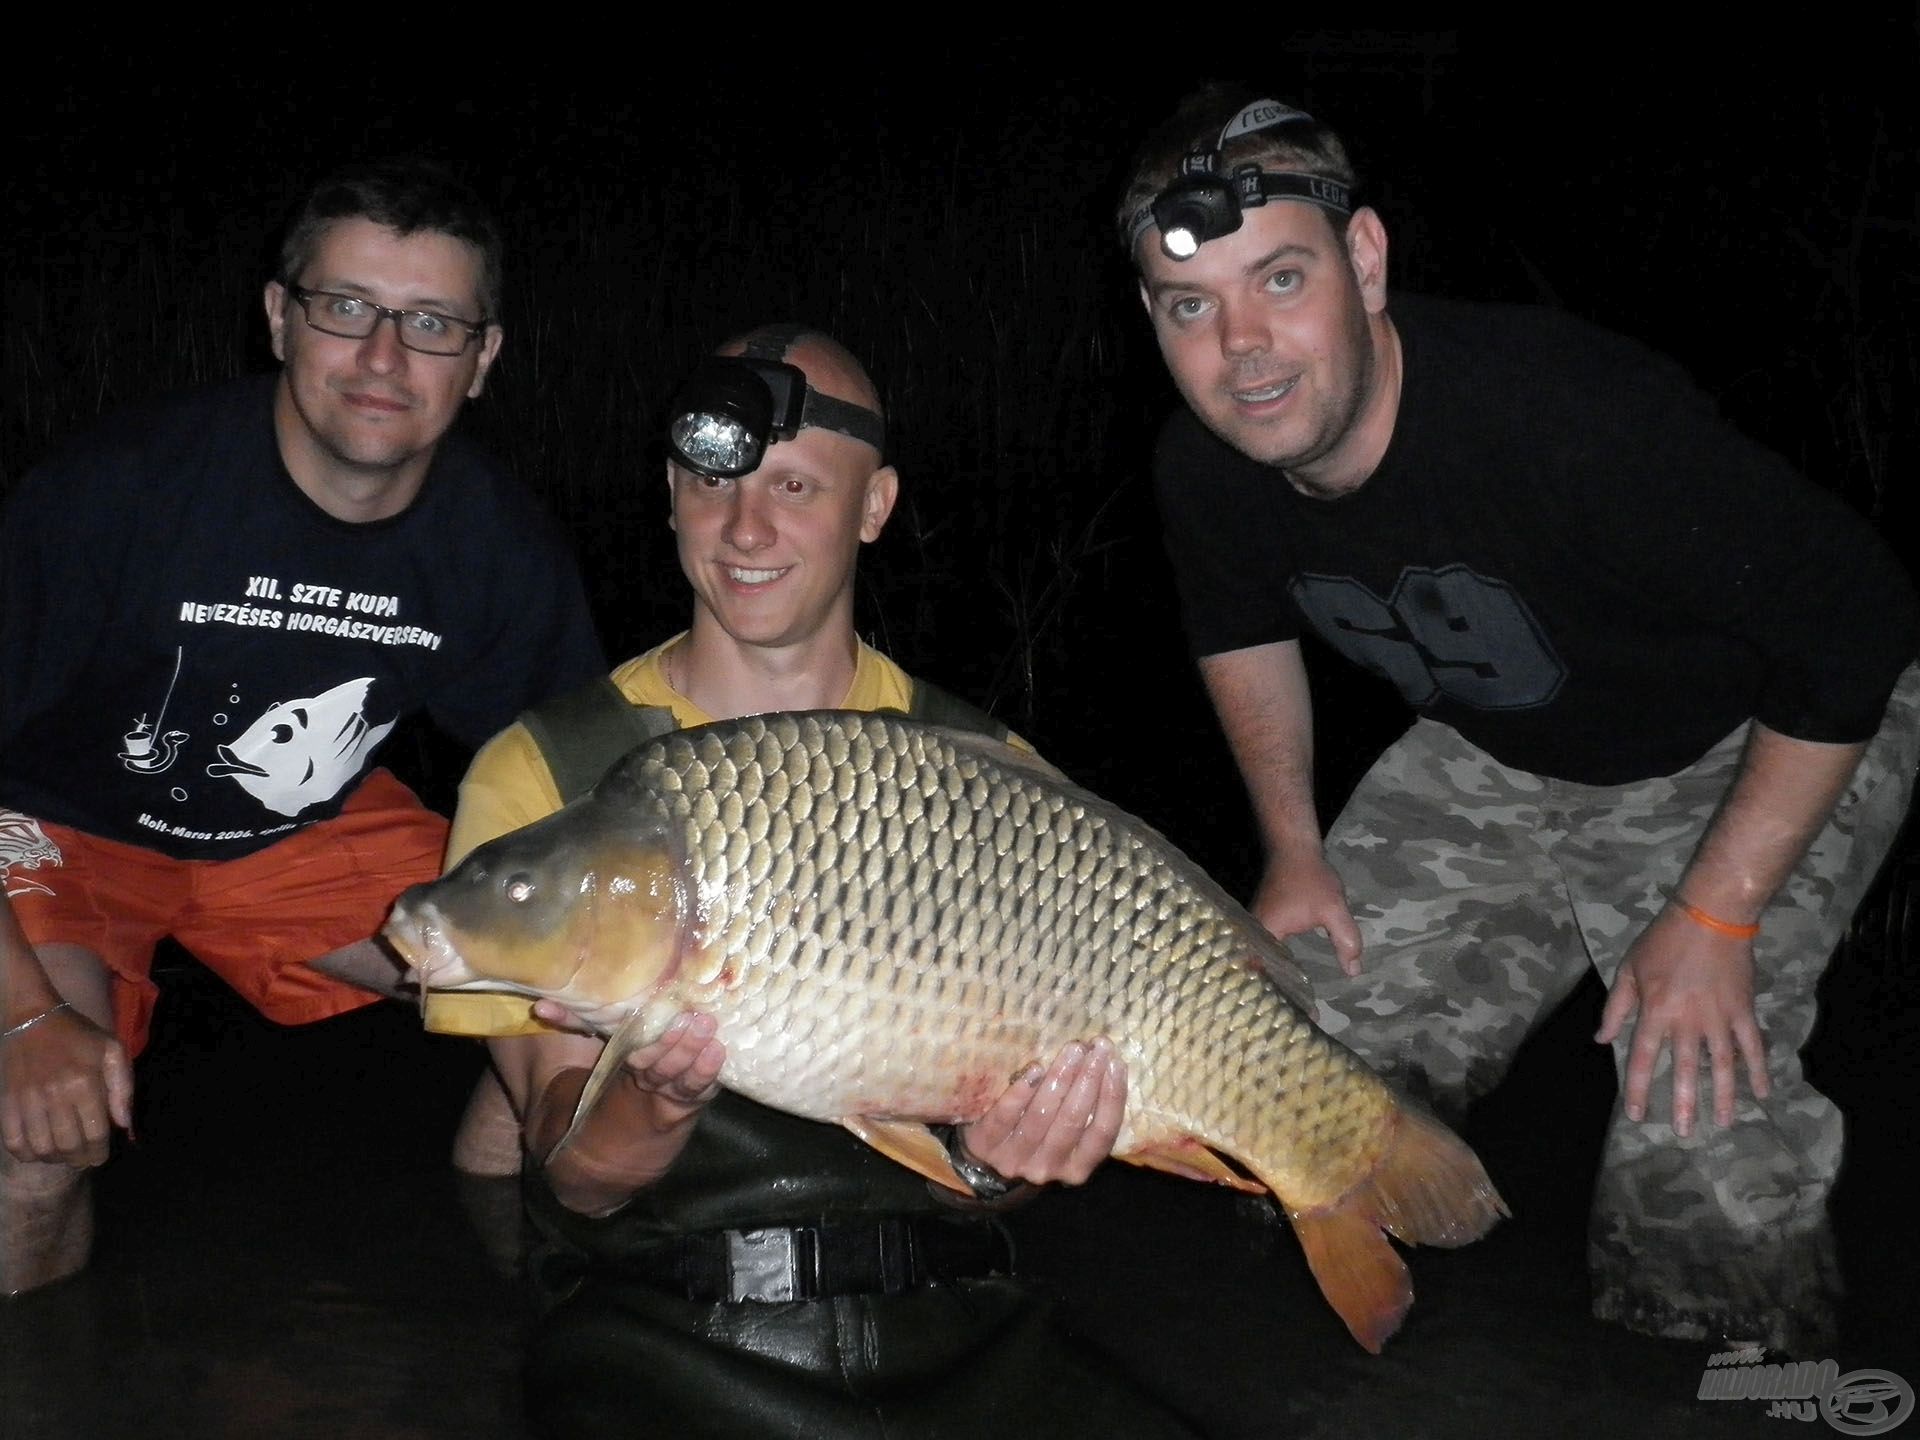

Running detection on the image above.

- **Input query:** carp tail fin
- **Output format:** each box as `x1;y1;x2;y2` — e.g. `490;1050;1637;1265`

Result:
1288;1203;1413;1354
1282;1104;1508;1352
1366;1103;1510;1248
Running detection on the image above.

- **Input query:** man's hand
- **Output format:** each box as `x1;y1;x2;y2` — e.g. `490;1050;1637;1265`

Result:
1594;907;1771;1138
522;1004;727;1213
0;1006;134;1168
1251;849;1365;976
605;1010;727;1123
1197;641;1355;970
525;1002;728;1124
958;1037;1126;1187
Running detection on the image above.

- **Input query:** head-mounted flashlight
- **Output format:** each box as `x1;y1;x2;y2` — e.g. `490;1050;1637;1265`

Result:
1128;99;1353;261
667;335;885;479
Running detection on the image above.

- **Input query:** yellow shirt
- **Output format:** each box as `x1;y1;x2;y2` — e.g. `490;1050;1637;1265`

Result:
426;634;922;1035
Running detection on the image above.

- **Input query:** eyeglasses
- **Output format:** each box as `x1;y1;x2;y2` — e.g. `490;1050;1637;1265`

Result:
286;286;490;356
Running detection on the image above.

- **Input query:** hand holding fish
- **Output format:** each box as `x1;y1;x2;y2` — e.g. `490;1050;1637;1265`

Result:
620;1012;728;1113
1595;906;1770;1138
959;1037;1127;1188
533;1003;726;1115
0;1005;134;1168
525;997;1127;1205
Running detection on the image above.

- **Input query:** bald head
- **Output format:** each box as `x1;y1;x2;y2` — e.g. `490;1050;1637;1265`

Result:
667;324;901;671
720;325;885;447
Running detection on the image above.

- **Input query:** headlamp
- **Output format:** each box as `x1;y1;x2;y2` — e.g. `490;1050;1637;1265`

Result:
1128;99;1354;262
666;347;885;480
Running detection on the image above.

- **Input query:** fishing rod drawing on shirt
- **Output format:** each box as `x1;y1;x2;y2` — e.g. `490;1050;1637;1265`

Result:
120;645;189;775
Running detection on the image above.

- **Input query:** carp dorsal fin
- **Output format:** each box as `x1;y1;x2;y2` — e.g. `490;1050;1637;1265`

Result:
555;1009;661;1154
841;1116;973;1195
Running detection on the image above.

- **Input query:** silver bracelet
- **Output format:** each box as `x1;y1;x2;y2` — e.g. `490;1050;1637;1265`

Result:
1;1000;74;1041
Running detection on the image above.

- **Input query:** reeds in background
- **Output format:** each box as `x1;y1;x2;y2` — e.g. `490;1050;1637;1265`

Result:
5;34;1914;917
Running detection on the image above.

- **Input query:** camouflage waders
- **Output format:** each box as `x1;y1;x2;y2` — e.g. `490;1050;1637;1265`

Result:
1287;663;1920;1355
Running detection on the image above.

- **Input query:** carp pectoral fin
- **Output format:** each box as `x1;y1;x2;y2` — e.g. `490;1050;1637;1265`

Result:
1114;1135;1268;1194
555;1011;657;1154
1287;1203;1414;1355
841;1117;972;1195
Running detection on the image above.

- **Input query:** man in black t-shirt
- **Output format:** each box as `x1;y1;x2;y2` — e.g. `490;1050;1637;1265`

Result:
1121;84;1919;1355
0;158;605;1295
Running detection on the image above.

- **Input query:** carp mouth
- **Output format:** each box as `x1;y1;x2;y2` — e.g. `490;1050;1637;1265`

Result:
380;902;496;1017
380;897;610;1025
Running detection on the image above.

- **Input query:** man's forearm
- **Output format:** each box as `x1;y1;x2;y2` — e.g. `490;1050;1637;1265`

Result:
1674;723;1867;925
1198;640;1324;857
494;1031;707;1217
1;890;64;1026
531;1066;701;1217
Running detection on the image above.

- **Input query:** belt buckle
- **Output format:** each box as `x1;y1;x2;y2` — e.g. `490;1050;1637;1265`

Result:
725;1225;817;1302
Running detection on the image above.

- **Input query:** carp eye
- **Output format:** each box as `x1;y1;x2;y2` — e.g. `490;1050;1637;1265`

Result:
504;876;536;904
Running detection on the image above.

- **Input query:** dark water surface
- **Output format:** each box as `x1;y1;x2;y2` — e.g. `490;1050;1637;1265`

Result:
4;927;1914;1439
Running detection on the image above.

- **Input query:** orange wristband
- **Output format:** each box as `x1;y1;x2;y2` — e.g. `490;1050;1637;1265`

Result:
1668;895;1761;940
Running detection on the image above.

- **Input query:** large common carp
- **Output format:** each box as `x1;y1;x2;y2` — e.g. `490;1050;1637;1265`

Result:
384;710;1506;1351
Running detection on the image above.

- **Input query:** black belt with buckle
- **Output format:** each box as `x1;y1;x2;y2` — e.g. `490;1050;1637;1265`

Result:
622;1215;1015;1303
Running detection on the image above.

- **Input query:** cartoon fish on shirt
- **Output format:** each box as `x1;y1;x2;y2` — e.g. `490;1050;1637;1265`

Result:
207;678;396;817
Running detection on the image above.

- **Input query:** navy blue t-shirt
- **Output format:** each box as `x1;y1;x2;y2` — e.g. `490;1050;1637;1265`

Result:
1153;293;1919;785
0;376;607;858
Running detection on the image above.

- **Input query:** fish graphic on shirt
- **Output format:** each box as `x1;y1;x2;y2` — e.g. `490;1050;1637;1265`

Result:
207;678;396;817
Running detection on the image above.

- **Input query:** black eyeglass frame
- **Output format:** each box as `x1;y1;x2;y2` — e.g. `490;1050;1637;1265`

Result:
285;284;492;355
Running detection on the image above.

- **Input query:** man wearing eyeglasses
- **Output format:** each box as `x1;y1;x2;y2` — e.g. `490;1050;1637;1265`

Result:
0;157;605;1294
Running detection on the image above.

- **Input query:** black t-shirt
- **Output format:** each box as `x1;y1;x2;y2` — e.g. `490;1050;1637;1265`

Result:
1154;293;1919;785
0;375;607;858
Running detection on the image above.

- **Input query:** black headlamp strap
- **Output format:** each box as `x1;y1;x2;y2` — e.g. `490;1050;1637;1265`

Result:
1187;99;1348;214
1241;170;1351;215
735;325;885;453
801;392;885;452
740;325;809;363
1173;99;1320;186
1127;99;1349;252
1218;98;1314;146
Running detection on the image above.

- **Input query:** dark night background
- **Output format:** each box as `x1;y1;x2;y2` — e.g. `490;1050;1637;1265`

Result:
4;24;1918;1439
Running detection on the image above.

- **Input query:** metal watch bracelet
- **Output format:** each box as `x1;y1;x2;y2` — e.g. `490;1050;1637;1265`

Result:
943;1129;1017;1201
